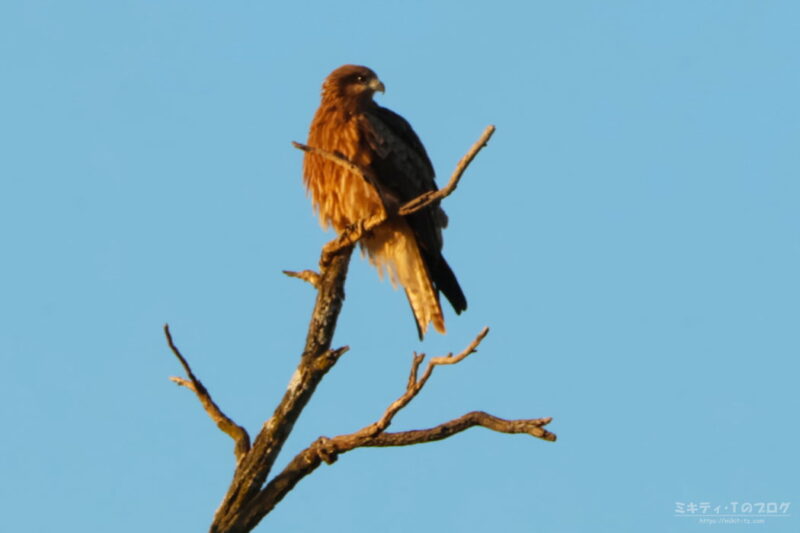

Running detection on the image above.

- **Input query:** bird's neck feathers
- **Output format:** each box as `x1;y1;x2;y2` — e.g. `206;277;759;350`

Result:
320;87;376;115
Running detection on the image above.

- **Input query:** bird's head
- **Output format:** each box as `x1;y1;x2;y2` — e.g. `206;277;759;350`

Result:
322;65;385;105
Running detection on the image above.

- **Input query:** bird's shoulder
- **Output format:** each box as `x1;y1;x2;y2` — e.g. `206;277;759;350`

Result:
359;105;435;179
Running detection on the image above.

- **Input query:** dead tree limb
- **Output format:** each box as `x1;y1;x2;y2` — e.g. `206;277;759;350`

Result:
280;269;320;288
165;324;251;461
365;412;557;446
164;125;555;533
233;328;555;528
210;247;354;533
398;124;496;216
291;124;496;264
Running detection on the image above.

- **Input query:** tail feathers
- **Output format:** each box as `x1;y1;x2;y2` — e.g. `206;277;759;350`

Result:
424;251;467;314
365;223;445;339
404;270;446;338
405;288;443;340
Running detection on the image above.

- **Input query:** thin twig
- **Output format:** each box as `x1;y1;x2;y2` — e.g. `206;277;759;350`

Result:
291;141;379;185
399;124;496;216
292;125;496;263
373;326;490;432
165;324;251;461
282;269;321;288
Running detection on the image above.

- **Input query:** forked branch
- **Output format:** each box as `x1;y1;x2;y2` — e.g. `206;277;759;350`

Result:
235;327;555;527
165;324;251;461
291;124;496;263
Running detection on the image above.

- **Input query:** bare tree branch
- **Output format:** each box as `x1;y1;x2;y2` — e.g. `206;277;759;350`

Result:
399;124;496;215
292;124;496;264
365;413;557;446
165;324;251;461
210;247;354;532
291;141;380;186
371;326;490;435
234;328;555;529
281;269;320;288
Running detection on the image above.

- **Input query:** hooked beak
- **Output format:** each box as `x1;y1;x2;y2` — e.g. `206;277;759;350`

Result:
369;77;386;94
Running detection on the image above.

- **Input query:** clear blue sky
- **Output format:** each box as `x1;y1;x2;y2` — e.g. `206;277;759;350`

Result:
2;1;798;531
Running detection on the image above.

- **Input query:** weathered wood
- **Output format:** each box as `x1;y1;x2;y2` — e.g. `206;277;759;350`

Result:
211;246;353;532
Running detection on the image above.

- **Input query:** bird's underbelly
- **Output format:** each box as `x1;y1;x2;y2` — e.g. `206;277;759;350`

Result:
306;130;384;232
310;164;384;233
305;111;386;233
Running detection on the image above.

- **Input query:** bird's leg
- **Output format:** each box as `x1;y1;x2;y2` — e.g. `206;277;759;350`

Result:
319;241;340;270
319;224;362;269
319;208;386;270
348;217;371;239
344;208;385;242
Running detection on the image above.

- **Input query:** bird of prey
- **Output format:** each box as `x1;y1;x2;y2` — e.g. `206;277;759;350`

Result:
303;64;466;338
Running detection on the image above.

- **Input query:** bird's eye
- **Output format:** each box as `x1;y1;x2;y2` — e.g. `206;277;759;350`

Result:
355;75;366;83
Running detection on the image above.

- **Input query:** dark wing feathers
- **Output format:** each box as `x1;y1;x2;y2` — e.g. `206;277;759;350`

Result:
367;106;435;178
421;248;467;314
359;105;467;315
